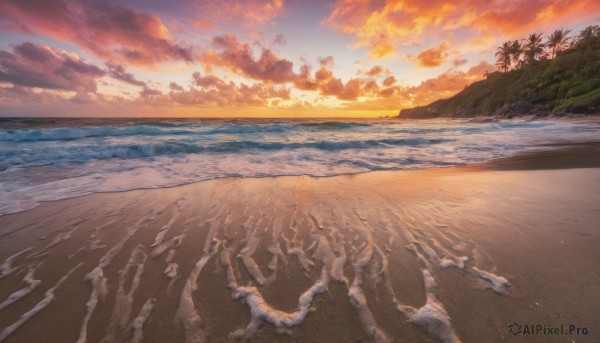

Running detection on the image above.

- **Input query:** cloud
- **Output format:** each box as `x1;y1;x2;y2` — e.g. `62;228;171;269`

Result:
0;0;193;66
362;65;388;77
293;64;318;90
295;64;382;101
106;64;145;87
188;0;284;28
452;58;468;67
325;0;600;57
142;73;290;107
411;42;450;68
140;86;162;98
408;61;495;104
339;60;495;111
192;72;226;88
0;85;70;105
321;78;366;100
188;19;214;30
272;34;286;46
382;76;396;87
318;56;334;67
0;42;104;92
169;82;184;92
201;35;296;83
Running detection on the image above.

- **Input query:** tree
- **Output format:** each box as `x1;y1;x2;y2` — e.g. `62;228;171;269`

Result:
524;33;545;64
575;26;600;77
547;29;571;58
574;25;600;49
495;41;512;72
510;40;524;69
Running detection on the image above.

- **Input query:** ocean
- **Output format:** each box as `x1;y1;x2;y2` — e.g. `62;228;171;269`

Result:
1;117;598;215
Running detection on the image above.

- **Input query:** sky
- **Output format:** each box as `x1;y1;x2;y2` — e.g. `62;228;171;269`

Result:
0;0;599;118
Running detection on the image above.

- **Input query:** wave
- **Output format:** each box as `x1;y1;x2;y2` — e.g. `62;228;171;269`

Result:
0;126;171;142
296;121;373;130
201;124;291;135
0;122;380;142
213;138;452;152
0;124;297;142
0;138;454;168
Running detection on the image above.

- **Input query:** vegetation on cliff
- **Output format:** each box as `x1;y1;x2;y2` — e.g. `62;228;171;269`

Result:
399;25;600;118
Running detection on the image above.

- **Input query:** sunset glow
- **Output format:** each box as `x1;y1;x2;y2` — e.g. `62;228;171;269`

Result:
1;0;599;117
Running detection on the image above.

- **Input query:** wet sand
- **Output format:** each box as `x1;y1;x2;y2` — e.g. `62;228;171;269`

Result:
0;148;599;342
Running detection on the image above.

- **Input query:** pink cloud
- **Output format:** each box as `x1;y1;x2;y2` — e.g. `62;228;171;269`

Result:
189;0;284;28
106;63;145;87
0;42;104;92
0;0;193;66
144;73;290;107
201;35;296;83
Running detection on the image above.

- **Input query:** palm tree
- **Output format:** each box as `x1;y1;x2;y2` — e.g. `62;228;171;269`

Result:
575;26;600;76
524;33;545;64
495;41;512;72
546;29;571;58
575;25;599;49
509;40;524;69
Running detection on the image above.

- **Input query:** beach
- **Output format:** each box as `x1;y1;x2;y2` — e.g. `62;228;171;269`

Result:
0;144;599;342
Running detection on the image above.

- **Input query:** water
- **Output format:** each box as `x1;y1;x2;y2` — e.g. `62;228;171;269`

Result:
1;117;598;215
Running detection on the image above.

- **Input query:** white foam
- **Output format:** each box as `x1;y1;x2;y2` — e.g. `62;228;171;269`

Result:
101;245;147;343
440;256;468;270
175;218;220;343
98;211;159;268
402;270;462;343
221;244;331;340
0;247;33;279
347;236;391;343
239;229;276;286
267;242;286;270
471;267;510;294
165;263;178;279
130;298;156;343
283;231;314;271
0;267;41;312
165;249;176;263
150;212;181;248
410;301;460;343
76;267;108;343
0;262;82;342
45;224;81;249
230;268;330;339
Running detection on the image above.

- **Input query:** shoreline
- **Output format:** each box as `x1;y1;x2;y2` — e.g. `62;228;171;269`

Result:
0;144;598;342
2;140;599;218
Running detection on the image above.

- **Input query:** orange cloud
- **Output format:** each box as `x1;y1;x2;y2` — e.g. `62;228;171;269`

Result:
338;60;495;112
296;64;391;101
408;61;494;105
142;73;290;107
318;56;335;67
0;0;193;66
411;42;450;68
382;76;396;87
325;0;600;57
363;65;386;76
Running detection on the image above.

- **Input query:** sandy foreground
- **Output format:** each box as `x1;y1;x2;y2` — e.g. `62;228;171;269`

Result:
0;146;599;343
